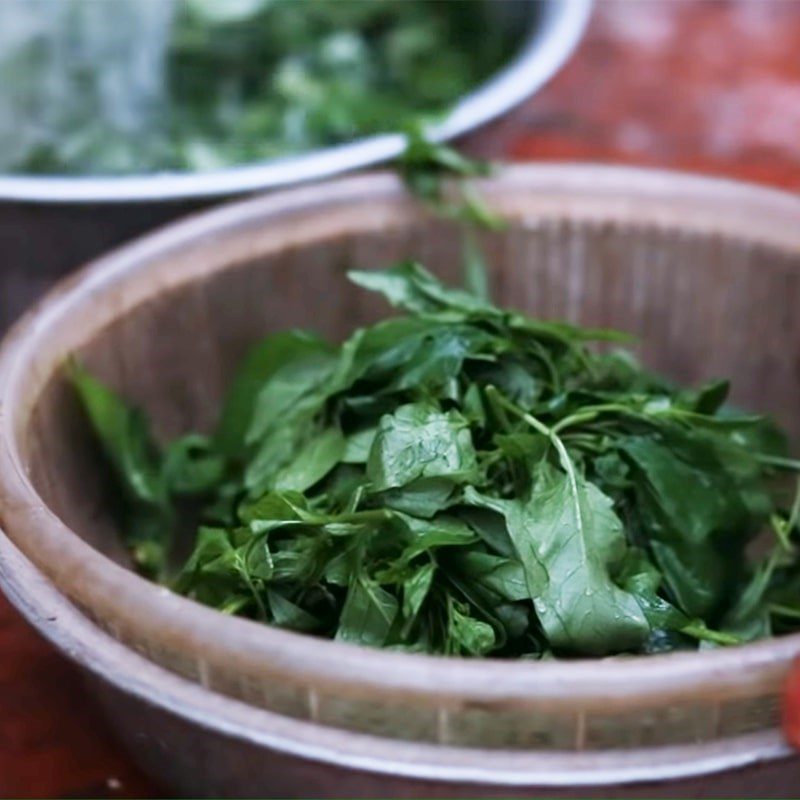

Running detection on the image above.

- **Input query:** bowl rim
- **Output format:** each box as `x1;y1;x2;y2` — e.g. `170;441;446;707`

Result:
0;531;793;786
0;0;592;204
1;164;800;711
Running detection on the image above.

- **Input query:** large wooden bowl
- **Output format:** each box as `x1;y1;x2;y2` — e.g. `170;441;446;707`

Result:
1;166;799;795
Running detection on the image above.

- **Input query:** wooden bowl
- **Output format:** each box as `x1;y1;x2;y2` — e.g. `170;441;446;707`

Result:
1;166;800;795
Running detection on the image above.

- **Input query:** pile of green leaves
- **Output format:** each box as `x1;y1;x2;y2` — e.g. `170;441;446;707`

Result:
5;0;518;175
70;262;800;658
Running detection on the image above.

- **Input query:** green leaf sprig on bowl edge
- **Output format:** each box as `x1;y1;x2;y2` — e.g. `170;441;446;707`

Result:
70;261;800;659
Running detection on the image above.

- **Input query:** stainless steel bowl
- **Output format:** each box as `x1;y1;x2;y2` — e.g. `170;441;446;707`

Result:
0;0;590;332
0;0;591;203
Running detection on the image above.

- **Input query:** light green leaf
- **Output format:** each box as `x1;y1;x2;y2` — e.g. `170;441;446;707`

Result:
403;561;435;620
367;402;478;491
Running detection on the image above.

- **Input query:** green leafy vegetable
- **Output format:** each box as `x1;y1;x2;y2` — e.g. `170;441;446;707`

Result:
337;575;399;647
367;403;478;491
3;0;521;175
399;124;504;230
71;261;800;658
69;360;171;576
465;465;650;657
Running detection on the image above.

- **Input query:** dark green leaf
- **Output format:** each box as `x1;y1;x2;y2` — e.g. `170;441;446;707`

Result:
620;433;755;617
397;513;477;562
274;426;345;492
336;576;399;647
69;360;165;507
163;434;226;495
451;551;529;602
267;589;320;632
349;261;491;316
342;427;377;464
246;338;337;446
215;331;328;458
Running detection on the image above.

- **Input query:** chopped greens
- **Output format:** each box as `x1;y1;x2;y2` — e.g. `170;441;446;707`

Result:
71;262;800;658
1;0;520;175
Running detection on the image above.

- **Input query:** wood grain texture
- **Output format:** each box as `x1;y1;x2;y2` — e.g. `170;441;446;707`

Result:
3;1;800;796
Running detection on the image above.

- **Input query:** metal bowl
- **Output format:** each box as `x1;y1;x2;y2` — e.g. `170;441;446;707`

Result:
0;0;591;204
0;0;590;334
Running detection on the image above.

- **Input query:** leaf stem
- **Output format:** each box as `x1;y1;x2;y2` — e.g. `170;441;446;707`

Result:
551;403;646;434
486;386;582;530
680;622;740;646
769;603;800;620
756;453;800;471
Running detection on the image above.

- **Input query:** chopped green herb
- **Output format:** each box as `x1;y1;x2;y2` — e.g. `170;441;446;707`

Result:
70;261;800;658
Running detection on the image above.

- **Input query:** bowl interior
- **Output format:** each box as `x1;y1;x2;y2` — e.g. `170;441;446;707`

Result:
29;185;800;565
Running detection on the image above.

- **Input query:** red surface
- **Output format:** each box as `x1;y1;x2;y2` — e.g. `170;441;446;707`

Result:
3;2;800;796
469;0;800;189
785;659;800;750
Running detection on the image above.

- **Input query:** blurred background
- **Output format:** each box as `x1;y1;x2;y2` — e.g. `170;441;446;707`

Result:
2;1;800;797
466;0;800;187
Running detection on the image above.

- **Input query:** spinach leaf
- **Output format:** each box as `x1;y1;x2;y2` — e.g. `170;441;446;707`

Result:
267;589;321;633
447;599;496;656
403;561;436;621
367;402;478;491
336;575;399;647
215;331;329;458
69;360;165;508
620;433;754;618
246;337;337;446
274;427;345;492
349;261;492;317
450;551;529;602
69;360;172;575
163;434;226;495
466;466;650;656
